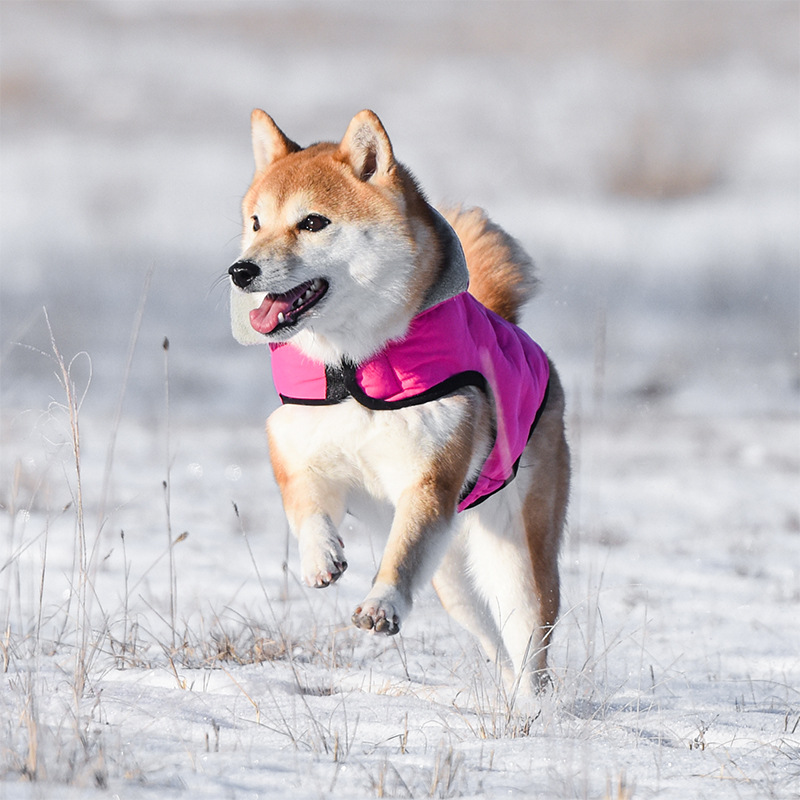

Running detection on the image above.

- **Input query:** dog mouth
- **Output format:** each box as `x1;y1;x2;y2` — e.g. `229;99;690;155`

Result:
249;278;328;335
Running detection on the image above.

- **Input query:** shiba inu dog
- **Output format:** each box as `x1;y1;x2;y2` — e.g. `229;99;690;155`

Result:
228;109;570;698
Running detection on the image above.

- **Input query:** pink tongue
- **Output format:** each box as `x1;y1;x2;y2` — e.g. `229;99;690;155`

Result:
249;295;294;334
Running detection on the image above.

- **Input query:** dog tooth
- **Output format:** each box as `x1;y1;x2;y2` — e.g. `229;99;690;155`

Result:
277;312;285;324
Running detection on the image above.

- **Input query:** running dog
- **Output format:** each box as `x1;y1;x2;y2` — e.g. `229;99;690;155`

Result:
228;109;570;698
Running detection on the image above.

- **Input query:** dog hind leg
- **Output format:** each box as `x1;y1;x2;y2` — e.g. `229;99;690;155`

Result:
434;531;516;690
465;496;552;699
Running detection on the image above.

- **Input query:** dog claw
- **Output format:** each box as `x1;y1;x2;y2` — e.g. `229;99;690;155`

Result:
312;560;347;588
374;617;391;634
301;533;347;588
352;606;400;635
351;608;372;629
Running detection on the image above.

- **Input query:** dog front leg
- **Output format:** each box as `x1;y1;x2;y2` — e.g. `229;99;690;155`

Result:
352;476;459;634
294;501;348;589
270;457;348;589
268;409;350;588
351;396;486;635
351;399;480;635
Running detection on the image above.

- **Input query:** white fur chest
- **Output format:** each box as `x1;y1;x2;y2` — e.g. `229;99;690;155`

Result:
266;390;487;508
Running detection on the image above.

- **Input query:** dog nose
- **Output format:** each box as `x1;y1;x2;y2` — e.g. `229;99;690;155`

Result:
228;261;261;289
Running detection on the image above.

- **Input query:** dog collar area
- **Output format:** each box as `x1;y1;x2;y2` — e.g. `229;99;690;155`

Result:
273;355;490;411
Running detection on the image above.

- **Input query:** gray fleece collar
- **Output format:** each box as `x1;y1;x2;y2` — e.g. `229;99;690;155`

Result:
420;207;470;312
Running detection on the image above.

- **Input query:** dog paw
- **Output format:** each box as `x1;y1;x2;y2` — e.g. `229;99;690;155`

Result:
300;536;347;589
351;585;407;635
352;604;400;634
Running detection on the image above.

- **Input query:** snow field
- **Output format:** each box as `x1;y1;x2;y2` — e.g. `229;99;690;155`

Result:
1;363;797;798
1;1;798;797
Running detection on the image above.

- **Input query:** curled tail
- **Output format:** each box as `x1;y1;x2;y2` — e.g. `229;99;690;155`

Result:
442;206;538;325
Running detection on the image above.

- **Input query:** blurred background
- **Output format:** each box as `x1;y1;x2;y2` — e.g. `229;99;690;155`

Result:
1;0;798;423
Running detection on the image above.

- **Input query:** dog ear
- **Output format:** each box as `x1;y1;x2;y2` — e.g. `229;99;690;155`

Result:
340;110;395;182
251;109;300;172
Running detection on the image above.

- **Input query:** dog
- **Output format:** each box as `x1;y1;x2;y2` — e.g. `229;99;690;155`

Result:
228;109;570;699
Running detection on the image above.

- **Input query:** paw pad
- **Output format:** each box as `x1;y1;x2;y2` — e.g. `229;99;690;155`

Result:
351;606;400;635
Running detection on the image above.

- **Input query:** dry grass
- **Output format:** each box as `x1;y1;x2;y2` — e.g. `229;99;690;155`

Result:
606;110;722;200
3;313;797;800
0;314;610;797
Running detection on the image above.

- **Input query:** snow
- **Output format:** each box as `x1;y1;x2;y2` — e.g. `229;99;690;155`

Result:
1;1;798;798
2;411;798;798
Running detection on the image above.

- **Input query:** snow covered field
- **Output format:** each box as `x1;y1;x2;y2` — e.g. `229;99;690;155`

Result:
1;2;798;798
2;407;798;799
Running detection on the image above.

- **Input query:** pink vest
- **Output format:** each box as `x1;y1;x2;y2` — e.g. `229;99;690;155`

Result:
269;292;550;511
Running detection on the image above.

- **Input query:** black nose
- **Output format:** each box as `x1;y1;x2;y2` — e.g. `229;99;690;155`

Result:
228;261;261;289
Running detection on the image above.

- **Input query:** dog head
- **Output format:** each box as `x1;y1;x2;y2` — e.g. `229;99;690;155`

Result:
229;110;440;365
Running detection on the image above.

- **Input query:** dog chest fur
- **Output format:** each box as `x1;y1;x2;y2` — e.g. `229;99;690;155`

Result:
267;388;491;511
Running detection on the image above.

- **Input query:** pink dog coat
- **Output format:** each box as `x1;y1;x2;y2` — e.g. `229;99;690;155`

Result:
269;291;550;511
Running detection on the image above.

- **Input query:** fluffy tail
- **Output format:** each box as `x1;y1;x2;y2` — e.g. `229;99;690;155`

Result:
442;206;538;324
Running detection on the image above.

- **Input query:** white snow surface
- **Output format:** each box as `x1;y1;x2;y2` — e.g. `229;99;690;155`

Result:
1;2;799;798
1;410;798;799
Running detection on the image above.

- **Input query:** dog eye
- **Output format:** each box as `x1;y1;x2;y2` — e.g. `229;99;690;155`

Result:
251;215;260;232
298;214;330;233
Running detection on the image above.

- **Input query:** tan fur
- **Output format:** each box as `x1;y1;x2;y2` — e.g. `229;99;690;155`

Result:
443;206;537;324
237;110;444;362
521;367;569;671
230;110;570;702
358;403;486;626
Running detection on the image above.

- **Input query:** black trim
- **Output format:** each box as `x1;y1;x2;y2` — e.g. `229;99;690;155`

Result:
342;363;489;411
277;362;351;406
458;378;551;510
278;394;336;406
277;365;491;409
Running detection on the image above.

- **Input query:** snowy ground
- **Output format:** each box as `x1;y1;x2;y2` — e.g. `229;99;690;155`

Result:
1;1;799;798
1;408;797;799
